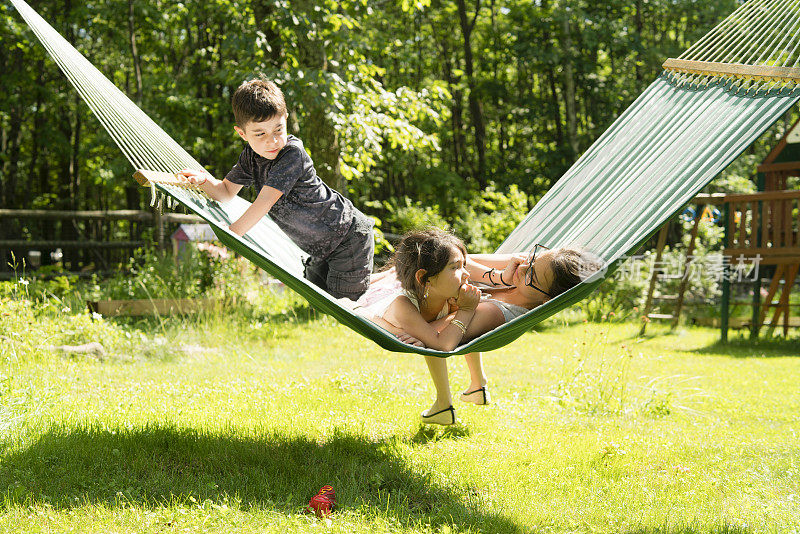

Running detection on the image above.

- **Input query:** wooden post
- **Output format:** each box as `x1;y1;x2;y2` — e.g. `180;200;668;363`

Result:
721;204;730;342
640;223;670;336
153;205;165;251
671;205;704;330
752;173;765;339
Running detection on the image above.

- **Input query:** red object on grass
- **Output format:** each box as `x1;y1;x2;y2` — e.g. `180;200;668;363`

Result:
307;485;336;517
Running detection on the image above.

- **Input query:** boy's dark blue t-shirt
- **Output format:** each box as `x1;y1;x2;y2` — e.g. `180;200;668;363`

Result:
224;135;355;258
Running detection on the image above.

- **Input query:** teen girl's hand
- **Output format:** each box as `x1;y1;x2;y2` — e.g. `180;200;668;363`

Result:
455;283;481;311
501;253;527;286
177;168;211;185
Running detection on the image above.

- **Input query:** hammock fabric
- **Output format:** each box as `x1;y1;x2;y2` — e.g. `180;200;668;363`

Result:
11;0;800;356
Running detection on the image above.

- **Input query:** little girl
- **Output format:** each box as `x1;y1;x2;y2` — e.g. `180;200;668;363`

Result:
355;228;487;425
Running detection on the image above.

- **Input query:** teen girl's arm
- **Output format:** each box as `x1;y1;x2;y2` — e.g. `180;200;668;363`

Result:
466;253;527;287
383;284;481;352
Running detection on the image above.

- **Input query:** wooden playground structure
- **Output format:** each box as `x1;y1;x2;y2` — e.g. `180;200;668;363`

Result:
642;118;800;339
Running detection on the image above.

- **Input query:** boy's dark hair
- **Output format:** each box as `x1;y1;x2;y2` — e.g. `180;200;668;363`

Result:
549;248;605;297
388;228;467;302
232;78;287;128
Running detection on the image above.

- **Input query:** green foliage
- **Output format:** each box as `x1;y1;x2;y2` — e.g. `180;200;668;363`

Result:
382;197;449;235
453;184;529;253
86;244;244;302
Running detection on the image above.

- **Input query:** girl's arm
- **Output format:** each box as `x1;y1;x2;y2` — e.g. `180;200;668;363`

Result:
430;301;505;340
384;285;481;352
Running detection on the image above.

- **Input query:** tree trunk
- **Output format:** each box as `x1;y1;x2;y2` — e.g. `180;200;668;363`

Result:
4;107;22;209
127;0;143;106
70;94;82;210
293;3;343;193
26;61;47;209
634;0;643;85
547;67;564;148
435;33;466;173
561;13;579;158
457;0;487;188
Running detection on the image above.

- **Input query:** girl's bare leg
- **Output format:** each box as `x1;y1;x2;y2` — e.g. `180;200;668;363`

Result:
464;351;488;392
423;355;453;414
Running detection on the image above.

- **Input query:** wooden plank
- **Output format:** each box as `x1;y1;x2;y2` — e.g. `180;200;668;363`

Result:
724;246;800;258
691;193;727;204
794;198;800;249
756;161;800;173
723;190;800;203
770;200;778;249
0;240;145;249
786;197;794;248
87;298;218;317
133;169;208;192
0;209;202;224
760;264;785;330
133;169;186;187
0;209;152;221
728;201;736;249
640;224;670;336
662;58;800;81
738;202;747;248
647;313;674;320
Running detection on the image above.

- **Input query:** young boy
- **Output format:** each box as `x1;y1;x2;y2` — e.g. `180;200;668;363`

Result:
179;78;374;301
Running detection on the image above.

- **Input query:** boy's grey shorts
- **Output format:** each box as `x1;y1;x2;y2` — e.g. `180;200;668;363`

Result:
303;211;374;301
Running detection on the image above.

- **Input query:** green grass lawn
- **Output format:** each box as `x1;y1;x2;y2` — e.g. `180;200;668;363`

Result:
1;297;799;533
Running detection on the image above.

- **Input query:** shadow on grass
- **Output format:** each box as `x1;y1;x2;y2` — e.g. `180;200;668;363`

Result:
692;335;800;358
624;526;752;534
0;424;524;532
411;424;470;445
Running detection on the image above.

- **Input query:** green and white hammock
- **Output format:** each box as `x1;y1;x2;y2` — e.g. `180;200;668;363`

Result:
12;0;800;355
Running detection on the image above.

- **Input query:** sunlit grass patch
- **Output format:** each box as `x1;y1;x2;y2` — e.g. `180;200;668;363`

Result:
0;288;799;532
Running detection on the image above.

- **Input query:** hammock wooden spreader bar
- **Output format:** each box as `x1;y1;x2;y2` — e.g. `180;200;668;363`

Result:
663;59;800;84
662;0;800;91
133;170;211;200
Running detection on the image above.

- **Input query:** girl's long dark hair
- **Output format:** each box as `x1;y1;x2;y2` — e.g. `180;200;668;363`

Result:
386;228;467;302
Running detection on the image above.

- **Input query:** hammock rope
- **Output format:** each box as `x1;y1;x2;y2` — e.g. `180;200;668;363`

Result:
10;0;800;356
665;0;800;90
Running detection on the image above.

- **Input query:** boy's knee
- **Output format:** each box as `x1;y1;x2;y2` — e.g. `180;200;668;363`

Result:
327;268;371;301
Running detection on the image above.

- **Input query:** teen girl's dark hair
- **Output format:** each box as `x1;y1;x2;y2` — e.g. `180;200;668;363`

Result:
387;228;467;302
232;78;287;128
549;248;605;297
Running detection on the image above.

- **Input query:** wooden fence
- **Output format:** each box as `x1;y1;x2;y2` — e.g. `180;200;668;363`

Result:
0;209;202;274
721;190;800;263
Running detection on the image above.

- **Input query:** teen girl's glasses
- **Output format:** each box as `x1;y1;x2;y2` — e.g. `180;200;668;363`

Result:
525;244;553;298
